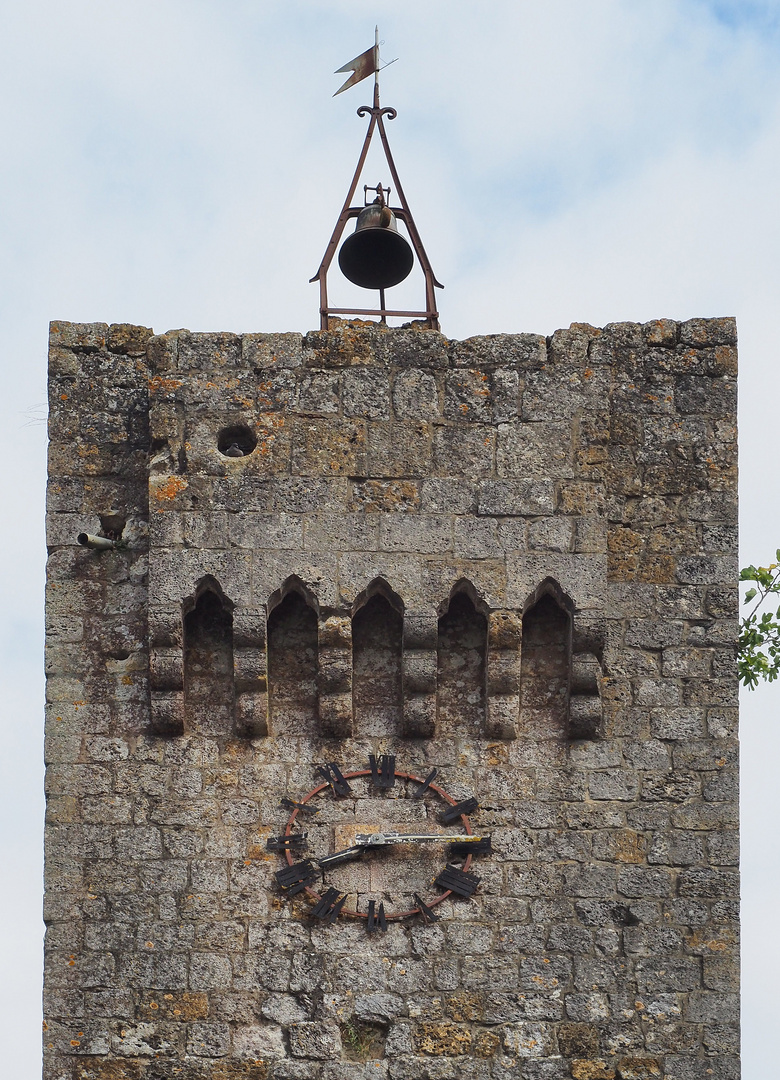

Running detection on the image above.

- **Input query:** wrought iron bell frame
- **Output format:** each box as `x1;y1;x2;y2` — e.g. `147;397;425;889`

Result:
310;82;443;330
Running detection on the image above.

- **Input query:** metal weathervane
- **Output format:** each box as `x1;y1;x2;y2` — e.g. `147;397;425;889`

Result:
310;27;443;330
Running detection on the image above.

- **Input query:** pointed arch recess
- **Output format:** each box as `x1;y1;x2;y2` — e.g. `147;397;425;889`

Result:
438;577;490;620
183;577;235;735
437;584;488;736
351;576;405;619
266;575;320;620
266;579;319;736
352;579;404;738
520;578;572;739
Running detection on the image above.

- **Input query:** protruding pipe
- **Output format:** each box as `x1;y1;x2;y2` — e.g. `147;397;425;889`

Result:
77;533;115;550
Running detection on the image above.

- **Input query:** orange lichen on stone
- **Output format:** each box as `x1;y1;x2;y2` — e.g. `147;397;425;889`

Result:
636;554;676;584
608;526;642;555
616;1058;662;1079
473;1029;500;1058
137;991;208;1020
148;376;183;393
612;830;646;864
486;742;509;767
571;1062;616;1080
687;928;735;953
415;1021;473;1056
75;1064;148;1080
150;475;188;501
445;993;484;1022
257;412;285;454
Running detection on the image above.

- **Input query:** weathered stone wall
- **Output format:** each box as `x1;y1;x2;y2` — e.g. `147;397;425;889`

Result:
44;317;740;1080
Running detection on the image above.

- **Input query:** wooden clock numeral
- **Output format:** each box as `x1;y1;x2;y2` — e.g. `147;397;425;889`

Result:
412;768;438;799
441;797;478;824
369;754;395;789
276;861;318;896
312;888;347;923
366;900;387;933
317;762;352;797
266;834;307;852
449;836;491;857
279;797;318;815
434;864;481;898
413;893;439;923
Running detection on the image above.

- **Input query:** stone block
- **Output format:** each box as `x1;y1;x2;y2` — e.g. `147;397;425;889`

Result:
233;1023;286;1059
150;551;252;608
319;692;353;739
506;553;607;611
444;369;493;422
343;367;391;419
243;331;304;368
402;695;436;739
366;420;433;477
354;993;405;1024
49;321;108;350
304;513;378;552
433;425;495;476
680;317;737;348
453;517;501;558
392;368;440;419
497;421;573;478
299;370;340;414
178;331;241;370
186;1021;230;1057
380;515;452;554
477;479;554;516
107;324;153;355
502;1022;554;1057
291;418;366;476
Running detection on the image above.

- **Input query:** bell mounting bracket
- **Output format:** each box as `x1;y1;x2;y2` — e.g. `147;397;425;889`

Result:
364;183;390;206
310;83;443;330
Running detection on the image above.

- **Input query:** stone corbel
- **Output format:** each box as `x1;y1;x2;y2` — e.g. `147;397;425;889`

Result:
569;652;602;740
149;609;184;736
318;615;353;738
403;613;438;739
486;610;523;740
233;608;268;737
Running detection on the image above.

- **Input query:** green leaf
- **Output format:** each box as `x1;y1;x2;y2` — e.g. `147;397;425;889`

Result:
739;554;780;687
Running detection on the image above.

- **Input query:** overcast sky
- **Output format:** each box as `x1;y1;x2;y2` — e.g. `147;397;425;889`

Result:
2;1;779;1075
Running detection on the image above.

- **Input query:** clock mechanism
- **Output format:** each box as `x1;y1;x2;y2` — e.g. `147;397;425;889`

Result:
269;756;491;930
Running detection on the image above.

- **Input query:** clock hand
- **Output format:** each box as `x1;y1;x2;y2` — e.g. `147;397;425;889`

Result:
354;832;490;847
316;845;365;869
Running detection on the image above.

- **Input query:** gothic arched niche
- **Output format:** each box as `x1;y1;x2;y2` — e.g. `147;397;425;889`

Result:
437;584;488;735
267;580;318;736
183;577;235;735
520;579;572;738
352;579;403;737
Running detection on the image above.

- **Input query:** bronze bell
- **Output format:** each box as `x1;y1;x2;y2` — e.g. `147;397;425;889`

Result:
338;199;414;291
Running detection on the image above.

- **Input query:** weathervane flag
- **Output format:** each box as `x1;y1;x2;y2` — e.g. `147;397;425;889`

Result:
333;34;379;96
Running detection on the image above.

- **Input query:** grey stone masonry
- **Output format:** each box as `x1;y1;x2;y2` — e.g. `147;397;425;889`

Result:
44;317;739;1080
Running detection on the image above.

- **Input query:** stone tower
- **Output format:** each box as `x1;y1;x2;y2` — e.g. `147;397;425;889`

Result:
44;316;739;1080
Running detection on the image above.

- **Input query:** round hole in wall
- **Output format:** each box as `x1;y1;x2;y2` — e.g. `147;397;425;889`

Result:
217;424;257;458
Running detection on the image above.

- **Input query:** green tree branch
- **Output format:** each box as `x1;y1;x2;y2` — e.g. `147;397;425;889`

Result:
739;552;780;688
